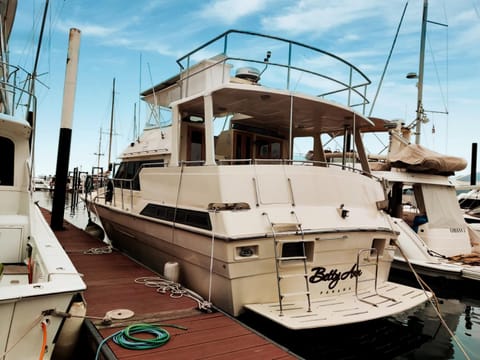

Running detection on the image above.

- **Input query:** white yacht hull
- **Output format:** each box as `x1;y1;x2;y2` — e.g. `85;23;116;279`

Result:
0;203;86;360
391;217;480;282
0;3;85;358
85;30;432;329
0;293;77;360
91;198;430;329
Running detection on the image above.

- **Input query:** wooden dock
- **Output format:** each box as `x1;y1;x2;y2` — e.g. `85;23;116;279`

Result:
42;208;297;359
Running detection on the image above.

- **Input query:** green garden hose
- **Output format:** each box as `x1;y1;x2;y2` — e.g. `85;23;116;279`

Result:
95;323;187;359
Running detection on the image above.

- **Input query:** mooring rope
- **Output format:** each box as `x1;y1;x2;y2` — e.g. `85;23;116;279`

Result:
134;276;212;312
394;239;471;360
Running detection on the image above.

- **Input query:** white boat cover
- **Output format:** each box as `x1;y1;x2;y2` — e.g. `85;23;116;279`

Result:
422;184;466;229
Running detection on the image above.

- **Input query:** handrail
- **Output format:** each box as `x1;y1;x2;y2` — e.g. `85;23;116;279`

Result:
175;29;371;109
215;157;382;178
109;156;384;211
0;61;35;119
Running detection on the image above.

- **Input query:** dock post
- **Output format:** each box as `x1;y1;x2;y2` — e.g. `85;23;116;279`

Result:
51;28;81;230
471;143;478;186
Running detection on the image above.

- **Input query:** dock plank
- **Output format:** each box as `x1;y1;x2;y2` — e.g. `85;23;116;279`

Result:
41;208;297;359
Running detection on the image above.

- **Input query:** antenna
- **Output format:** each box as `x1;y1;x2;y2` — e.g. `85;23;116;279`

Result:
258;50;272;79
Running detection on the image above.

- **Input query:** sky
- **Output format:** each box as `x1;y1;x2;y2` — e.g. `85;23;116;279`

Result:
8;0;480;178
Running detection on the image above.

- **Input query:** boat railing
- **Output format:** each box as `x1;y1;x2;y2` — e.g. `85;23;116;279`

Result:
109;176;133;210
176;29;371;111
179;160;206;166
108;158;385;211
216;157;369;173
133;158;375;178
0;61;35;119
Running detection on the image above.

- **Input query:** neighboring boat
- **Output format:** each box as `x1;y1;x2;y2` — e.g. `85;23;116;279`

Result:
358;0;480;283
458;188;480;234
452;172;480;194
87;30;430;330
33;177;50;191
0;1;86;359
365;120;480;281
458;188;480;215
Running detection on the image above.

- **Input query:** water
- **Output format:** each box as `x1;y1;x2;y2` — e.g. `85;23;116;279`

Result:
238;291;480;359
34;190;109;242
34;191;480;360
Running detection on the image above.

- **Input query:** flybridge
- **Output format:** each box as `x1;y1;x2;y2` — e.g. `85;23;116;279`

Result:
142;29;372;112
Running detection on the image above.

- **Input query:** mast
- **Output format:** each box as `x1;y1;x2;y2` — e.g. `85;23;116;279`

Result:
27;0;49;116
133;102;137;140
107;77;115;170
414;0;428;145
94;127;103;168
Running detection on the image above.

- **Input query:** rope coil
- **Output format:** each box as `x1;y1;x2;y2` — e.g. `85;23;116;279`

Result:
135;276;213;312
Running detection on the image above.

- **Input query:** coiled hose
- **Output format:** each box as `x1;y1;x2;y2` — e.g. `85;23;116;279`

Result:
95;323;187;359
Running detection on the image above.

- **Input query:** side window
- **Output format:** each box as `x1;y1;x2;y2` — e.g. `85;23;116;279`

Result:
234;132;253;161
271;142;281;158
293;136;313;161
113;162;140;190
255;137;282;159
0;136;14;186
188;127;205;162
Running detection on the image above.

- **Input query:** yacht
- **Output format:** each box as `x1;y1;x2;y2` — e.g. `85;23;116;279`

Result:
458;188;480;240
33;177;50;191
452;173;480;194
366;120;480;281
362;0;480;282
87;30;430;330
0;1;86;359
458;188;480;217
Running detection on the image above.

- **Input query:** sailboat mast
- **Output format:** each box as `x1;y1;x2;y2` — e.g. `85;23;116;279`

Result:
414;0;428;144
133;102;137;140
107;77;115;169
27;0;49;116
95;127;103;168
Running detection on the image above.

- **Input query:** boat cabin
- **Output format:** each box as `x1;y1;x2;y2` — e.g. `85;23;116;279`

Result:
133;31;375;177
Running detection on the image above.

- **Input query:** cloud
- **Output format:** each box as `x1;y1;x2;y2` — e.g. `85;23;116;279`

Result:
54;20;122;38
260;0;383;36
197;0;270;24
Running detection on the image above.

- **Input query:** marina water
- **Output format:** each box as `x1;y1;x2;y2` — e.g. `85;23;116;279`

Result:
34;191;480;359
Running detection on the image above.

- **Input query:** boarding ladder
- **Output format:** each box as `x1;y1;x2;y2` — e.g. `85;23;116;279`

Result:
263;211;312;316
355;248;396;306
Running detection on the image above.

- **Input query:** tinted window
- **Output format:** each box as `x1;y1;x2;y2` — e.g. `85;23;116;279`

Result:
140;203;212;230
0;136;14;186
113;160;164;190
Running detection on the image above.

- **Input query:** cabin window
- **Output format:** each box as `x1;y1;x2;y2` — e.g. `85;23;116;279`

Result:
271;142;281;158
0;136;14;186
234;132;253;161
114;160;164;190
293;136;313;161
188;127;205;163
255;137;282;159
140;203;212;230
